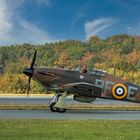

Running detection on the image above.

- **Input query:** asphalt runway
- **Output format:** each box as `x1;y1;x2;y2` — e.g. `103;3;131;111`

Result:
0;96;139;120
0;95;136;105
0;110;139;120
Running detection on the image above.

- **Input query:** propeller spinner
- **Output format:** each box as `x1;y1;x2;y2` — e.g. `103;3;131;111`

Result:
23;50;37;96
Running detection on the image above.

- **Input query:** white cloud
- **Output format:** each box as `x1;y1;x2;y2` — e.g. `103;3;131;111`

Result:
126;27;132;33
0;0;13;38
126;22;140;35
84;17;115;39
71;7;86;27
0;0;54;45
9;18;53;44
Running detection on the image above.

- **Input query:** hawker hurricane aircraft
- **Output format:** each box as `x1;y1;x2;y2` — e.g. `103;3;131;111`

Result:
23;50;140;113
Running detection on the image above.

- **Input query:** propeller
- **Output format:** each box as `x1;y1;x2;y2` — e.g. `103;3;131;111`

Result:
27;76;31;96
30;50;37;69
23;50;37;96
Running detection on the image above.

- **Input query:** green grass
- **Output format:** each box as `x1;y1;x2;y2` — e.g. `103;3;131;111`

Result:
0;104;140;111
0;120;140;140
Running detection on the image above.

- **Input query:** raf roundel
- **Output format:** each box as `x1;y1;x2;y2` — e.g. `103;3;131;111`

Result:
80;75;84;79
112;84;128;100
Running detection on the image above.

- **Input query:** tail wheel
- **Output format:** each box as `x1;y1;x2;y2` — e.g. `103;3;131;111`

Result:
112;84;127;100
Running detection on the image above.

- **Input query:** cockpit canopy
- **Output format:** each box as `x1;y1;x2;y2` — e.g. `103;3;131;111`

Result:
90;69;107;77
75;66;107;77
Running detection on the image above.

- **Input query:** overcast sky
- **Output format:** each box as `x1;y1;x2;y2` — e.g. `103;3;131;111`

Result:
0;0;140;45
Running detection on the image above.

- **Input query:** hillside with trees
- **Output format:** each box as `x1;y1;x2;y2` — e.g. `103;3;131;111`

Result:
0;34;140;94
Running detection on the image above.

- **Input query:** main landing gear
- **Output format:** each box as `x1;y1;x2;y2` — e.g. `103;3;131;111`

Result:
49;92;67;113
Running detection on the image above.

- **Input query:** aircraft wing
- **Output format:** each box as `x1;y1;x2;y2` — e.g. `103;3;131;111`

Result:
63;82;102;97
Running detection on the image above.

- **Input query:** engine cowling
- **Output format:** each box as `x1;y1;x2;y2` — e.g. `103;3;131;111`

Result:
74;95;96;103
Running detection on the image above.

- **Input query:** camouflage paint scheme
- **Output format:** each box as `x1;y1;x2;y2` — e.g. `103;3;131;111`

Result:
32;68;140;103
23;51;140;112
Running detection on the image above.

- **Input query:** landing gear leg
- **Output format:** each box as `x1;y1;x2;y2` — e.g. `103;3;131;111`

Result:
49;102;58;112
49;92;67;113
49;93;59;112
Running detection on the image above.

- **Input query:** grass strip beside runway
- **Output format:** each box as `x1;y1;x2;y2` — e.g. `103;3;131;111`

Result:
0;119;139;140
0;104;140;110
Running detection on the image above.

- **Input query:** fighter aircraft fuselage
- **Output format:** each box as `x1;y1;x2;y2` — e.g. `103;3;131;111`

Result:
31;68;140;103
23;50;140;113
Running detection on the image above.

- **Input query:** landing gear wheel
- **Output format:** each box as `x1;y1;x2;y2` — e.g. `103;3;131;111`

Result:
57;108;67;113
49;102;66;113
49;102;58;112
49;93;67;113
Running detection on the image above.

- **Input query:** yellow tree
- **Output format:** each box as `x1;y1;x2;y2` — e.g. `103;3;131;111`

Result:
80;52;94;68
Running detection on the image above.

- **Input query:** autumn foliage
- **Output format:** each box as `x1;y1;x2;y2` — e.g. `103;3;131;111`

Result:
0;34;140;94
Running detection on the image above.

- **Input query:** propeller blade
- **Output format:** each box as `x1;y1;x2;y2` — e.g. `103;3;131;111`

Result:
24;50;37;97
30;50;37;69
27;77;31;97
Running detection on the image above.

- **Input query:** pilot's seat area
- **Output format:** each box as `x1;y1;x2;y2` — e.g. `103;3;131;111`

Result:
81;68;87;74
75;66;106;77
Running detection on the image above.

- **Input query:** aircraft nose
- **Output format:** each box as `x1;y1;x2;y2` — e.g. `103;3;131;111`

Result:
23;68;33;77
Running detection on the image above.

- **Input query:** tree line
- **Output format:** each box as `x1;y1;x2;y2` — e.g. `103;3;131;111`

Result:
0;34;140;94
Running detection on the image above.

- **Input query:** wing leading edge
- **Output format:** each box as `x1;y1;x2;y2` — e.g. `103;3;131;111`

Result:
63;82;102;97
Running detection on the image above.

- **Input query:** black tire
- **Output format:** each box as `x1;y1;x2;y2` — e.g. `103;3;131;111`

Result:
49;102;67;113
57;108;67;113
49;102;58;112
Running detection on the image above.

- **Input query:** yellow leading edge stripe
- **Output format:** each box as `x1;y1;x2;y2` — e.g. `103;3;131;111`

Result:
112;84;128;100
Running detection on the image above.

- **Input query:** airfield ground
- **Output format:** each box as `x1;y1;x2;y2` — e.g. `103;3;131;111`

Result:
0;104;140;111
0;95;140;139
0;119;139;140
0;94;140;110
